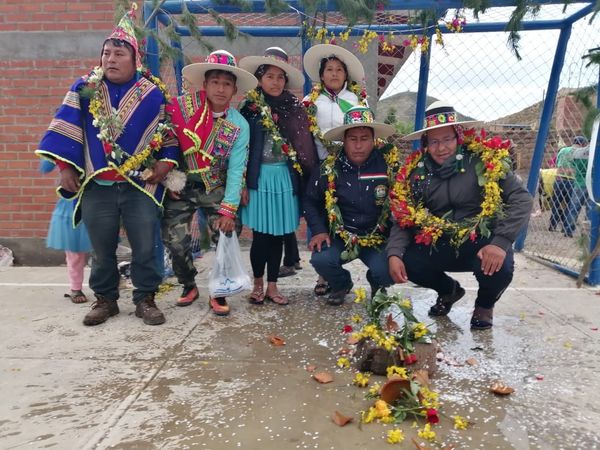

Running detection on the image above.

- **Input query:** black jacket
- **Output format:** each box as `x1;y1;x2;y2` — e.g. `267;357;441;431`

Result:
304;150;392;236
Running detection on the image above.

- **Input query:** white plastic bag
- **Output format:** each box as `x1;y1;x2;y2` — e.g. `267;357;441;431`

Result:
208;231;251;297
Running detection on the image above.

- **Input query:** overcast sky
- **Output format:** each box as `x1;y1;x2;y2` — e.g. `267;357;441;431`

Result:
381;5;599;122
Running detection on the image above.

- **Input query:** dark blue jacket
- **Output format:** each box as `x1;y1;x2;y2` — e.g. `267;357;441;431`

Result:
304;149;392;236
241;110;302;194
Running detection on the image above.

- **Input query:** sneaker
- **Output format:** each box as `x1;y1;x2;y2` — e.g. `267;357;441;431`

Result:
294;262;302;270
428;281;466;316
135;295;166;325
327;283;353;306
278;265;297;278
177;285;199;307
83;296;119;326
209;297;230;316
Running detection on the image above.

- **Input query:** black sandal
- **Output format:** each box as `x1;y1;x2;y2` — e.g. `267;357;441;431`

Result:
313;281;331;296
64;290;88;304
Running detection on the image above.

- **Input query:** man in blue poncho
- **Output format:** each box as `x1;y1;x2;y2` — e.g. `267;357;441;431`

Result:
36;4;179;327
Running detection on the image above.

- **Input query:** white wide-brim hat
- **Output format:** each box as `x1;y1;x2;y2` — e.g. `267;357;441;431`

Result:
303;44;365;83
239;47;305;90
323;106;395;141
182;50;258;93
402;100;482;141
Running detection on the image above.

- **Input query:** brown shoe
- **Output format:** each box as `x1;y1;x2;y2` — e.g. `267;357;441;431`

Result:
83;296;119;326
135;295;166;325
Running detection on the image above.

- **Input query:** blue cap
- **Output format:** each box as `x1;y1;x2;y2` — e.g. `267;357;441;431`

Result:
573;136;588;147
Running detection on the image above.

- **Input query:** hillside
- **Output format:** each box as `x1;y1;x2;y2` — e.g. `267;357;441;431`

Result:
376;91;476;125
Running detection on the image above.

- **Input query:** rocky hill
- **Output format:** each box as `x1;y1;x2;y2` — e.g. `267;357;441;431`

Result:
376;91;476;125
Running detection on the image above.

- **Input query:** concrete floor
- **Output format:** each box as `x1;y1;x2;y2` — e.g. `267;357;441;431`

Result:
1;251;599;450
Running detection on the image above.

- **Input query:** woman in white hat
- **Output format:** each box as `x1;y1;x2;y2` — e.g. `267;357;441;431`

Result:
302;43;368;296
238;47;318;306
387;101;533;330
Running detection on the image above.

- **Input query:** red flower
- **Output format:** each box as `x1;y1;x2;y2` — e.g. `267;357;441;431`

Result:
404;353;418;365
329;38;336;45
342;325;353;333
469;230;477;242
415;231;433;246
328;182;336;190
248;103;258;112
103;142;113;153
149;140;159;149
281;143;289;154
426;408;439;424
272;112;279;123
485;162;495;171
302;100;311;108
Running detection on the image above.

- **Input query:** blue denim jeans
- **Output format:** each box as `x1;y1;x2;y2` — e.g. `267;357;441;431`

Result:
564;186;592;236
81;181;162;303
402;237;514;309
310;237;393;292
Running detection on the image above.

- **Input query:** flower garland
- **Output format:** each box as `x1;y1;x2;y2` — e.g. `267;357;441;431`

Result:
390;128;513;247
303;81;368;152
244;89;303;175
84;66;173;178
324;141;400;261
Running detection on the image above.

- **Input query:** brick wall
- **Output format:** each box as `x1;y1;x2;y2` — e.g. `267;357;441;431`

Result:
0;1;114;262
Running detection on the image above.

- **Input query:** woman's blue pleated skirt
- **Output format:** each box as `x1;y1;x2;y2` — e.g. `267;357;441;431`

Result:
46;198;93;252
241;162;299;236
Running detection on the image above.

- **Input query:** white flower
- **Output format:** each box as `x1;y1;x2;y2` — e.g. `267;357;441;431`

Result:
456;154;463;160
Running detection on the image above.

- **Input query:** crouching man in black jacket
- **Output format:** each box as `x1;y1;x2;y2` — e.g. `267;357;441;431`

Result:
387;101;533;329
304;106;399;305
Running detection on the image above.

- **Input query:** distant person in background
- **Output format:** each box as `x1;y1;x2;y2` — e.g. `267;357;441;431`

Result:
563;136;591;237
40;159;93;304
549;136;589;235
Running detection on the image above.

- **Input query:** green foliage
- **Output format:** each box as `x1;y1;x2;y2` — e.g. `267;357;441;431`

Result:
384;107;397;125
394;121;416;136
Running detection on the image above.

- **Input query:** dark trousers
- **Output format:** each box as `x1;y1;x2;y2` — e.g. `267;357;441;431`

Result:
282;232;300;267
549;177;574;231
81;181;161;304
250;231;284;282
403;237;514;309
310;237;393;291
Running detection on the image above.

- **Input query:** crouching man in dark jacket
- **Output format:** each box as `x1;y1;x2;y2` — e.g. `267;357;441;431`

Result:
387;101;533;329
304;106;400;305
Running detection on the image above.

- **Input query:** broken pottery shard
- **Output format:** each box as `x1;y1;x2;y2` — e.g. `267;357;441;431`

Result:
466;357;478;366
490;380;515;395
268;335;285;346
313;372;334;384
331;410;353;426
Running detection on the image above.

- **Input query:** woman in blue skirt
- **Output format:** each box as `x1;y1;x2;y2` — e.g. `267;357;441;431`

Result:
41;159;93;303
239;47;317;305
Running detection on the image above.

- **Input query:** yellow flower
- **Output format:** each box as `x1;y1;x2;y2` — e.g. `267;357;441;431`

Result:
386;366;408;379
412;322;429;339
454;415;469;430
354;287;367;303
353;372;370;387
399;298;412;309
374;399;391;418
386;428;405;444
368;382;381;396
417;423;436;441
419;387;440;409
336;357;350;369
362;407;377;423
350;314;362;323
